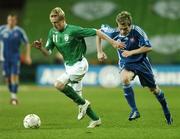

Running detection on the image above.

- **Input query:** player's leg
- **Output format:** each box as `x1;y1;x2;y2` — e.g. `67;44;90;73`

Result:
2;61;16;104
69;74;100;127
9;61;20;105
0;61;3;84
3;61;12;92
54;73;86;105
10;74;19;105
149;86;173;125
54;73;94;127
120;69;140;121
69;80;83;118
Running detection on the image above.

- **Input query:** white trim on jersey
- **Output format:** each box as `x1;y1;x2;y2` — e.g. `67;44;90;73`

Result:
0;26;9;35
0;41;4;61
16;26;29;44
134;25;148;40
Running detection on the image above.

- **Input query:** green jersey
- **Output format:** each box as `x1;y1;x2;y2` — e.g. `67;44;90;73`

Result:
45;24;96;65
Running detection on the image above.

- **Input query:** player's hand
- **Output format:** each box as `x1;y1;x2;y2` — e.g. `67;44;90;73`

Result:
121;50;133;57
112;41;125;49
32;38;43;49
97;51;107;62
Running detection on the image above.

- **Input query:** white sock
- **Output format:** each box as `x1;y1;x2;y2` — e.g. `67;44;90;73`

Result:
11;93;17;99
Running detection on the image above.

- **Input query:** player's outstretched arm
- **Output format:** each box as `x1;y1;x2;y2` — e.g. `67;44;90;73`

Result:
96;30;125;49
96;35;107;62
32;39;50;56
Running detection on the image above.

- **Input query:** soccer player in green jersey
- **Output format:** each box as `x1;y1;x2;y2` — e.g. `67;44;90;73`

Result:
33;7;124;128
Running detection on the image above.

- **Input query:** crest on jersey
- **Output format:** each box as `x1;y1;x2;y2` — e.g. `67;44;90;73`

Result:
130;37;135;42
64;34;69;41
14;33;18;37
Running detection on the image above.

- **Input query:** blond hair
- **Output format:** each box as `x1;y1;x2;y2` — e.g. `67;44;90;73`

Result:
49;7;65;21
116;11;132;26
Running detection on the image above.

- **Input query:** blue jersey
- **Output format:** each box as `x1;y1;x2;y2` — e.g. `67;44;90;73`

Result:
101;24;156;88
100;24;151;67
0;25;29;61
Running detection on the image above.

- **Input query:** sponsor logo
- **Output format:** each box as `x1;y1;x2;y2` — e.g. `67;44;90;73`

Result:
37;65;180;87
72;1;117;20
153;0;180;20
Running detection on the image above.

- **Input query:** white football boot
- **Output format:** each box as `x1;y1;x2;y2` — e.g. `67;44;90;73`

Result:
87;118;102;128
77;100;90;120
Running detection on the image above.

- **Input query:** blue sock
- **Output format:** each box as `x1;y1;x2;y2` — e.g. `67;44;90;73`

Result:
11;84;18;94
123;84;138;112
155;90;170;115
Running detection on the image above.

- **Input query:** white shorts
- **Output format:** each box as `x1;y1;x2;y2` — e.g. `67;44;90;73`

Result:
56;57;88;92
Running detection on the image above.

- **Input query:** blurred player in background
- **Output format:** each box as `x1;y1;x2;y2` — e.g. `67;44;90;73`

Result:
96;11;173;125
0;14;32;105
0;40;4;83
32;7;124;128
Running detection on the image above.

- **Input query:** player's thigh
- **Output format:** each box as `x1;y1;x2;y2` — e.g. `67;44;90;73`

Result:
10;61;20;83
120;69;135;84
55;72;70;90
12;60;20;75
68;74;85;92
2;61;10;77
65;57;88;75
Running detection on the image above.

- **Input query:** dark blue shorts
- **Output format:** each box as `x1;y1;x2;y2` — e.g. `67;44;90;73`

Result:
3;60;20;77
121;59;156;88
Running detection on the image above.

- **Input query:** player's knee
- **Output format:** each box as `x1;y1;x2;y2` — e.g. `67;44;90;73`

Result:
54;81;65;90
121;76;131;85
149;86;160;94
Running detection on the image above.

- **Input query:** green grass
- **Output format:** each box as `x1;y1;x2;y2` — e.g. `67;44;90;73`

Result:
0;85;180;139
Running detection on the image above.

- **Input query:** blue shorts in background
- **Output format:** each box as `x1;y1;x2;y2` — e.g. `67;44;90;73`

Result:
3;60;20;77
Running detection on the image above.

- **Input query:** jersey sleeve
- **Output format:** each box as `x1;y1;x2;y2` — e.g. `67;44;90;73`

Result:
134;26;151;47
100;24;119;39
45;29;55;52
73;26;96;38
19;28;29;45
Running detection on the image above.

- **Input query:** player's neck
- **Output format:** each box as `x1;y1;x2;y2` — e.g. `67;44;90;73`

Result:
7;24;16;30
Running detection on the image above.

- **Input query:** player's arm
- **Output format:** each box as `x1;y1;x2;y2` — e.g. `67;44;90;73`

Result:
96;30;125;49
74;26;124;49
20;28;32;65
25;43;32;65
122;46;152;57
32;39;51;56
96;35;107;62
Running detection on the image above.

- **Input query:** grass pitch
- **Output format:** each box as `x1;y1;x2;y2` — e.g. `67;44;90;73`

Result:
0;85;180;139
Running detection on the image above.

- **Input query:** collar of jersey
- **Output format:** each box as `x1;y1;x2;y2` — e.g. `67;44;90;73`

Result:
54;23;68;32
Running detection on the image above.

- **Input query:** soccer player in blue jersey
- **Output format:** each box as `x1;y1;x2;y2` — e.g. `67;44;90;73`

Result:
0;14;32;105
96;11;173;125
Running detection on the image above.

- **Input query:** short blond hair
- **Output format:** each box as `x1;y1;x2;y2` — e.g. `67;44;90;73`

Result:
116;11;132;26
49;7;65;21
